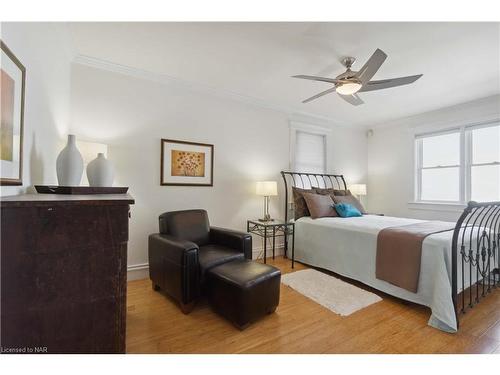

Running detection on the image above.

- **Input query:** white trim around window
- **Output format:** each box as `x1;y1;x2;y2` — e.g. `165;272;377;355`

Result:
412;119;500;207
289;121;330;173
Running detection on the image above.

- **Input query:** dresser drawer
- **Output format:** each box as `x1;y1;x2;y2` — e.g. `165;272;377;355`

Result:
1;205;129;255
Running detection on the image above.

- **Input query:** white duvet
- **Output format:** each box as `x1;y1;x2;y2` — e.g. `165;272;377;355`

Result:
294;215;466;332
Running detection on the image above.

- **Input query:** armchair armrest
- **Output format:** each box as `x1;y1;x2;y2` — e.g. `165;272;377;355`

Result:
210;227;252;259
148;233;199;265
148;234;200;304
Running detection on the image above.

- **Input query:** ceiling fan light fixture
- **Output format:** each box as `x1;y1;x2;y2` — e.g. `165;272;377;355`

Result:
294;48;423;105
336;81;362;96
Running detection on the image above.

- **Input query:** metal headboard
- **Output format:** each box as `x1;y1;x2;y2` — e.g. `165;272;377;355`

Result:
280;171;347;223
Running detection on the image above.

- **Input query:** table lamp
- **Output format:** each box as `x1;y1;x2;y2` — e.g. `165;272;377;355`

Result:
349;184;367;197
349;184;367;206
256;181;278;222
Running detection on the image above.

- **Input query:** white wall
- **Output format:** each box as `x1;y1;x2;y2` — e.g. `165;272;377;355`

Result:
69;63;367;277
0;23;73;196
366;95;500;221
3;22;497;276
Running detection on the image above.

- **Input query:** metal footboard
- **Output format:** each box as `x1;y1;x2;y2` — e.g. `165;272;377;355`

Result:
452;201;500;329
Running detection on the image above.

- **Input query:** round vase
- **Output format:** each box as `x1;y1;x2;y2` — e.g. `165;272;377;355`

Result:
87;153;114;187
56;134;84;186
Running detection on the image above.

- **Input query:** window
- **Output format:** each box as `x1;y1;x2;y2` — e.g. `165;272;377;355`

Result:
293;130;326;174
415;122;500;203
470;125;500;202
418;131;461;202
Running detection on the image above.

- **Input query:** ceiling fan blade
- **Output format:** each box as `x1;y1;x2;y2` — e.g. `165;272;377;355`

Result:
356;48;387;84
339;93;364;106
302;86;338;103
292;75;340;85
359;74;423;92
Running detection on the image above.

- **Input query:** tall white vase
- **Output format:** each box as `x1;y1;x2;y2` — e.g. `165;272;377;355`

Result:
56;134;84;186
87;153;114;187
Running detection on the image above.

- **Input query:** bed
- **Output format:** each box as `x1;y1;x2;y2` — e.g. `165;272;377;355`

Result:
281;171;500;332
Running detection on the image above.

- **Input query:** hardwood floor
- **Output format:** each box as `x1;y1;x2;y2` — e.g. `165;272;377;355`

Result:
126;257;500;354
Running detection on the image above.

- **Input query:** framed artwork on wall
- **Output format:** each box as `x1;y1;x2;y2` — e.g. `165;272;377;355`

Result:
0;40;25;186
160;138;214;186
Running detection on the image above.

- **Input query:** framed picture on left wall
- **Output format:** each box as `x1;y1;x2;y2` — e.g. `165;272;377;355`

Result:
161;138;214;186
0;40;25;186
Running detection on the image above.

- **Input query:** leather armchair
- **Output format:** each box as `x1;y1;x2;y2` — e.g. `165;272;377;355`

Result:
148;209;252;314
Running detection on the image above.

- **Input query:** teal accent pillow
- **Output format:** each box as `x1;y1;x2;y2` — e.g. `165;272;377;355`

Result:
334;203;362;218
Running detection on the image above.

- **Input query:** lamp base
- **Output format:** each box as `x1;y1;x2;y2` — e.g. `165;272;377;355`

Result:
259;196;273;222
258;217;274;222
258;212;273;222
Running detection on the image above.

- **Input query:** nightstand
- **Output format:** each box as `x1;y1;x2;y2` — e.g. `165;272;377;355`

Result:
247;220;295;268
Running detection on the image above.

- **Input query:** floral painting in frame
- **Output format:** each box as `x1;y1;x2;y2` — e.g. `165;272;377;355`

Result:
161;139;214;186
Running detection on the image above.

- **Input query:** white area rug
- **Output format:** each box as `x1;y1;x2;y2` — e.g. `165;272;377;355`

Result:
281;269;382;316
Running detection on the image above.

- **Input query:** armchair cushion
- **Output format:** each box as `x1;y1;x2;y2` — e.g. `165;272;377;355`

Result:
159;210;210;246
198;244;245;282
210;227;253;260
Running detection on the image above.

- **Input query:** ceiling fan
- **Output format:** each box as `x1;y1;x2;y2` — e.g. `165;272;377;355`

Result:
292;48;423;106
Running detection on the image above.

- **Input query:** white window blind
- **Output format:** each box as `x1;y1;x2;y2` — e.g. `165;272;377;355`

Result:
294;130;326;174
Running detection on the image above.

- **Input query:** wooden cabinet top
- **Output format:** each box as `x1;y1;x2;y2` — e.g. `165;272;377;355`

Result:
0;193;135;207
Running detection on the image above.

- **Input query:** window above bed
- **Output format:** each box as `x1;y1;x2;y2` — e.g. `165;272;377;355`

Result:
415;122;500;204
289;122;329;176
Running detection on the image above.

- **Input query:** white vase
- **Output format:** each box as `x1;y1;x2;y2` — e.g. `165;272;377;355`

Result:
87;153;114;187
56;134;84;186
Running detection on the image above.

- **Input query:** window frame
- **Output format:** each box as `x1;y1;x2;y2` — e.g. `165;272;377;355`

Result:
289;121;330;174
414;121;500;205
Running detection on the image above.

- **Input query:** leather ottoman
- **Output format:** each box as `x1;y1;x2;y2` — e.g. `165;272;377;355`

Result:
206;260;281;329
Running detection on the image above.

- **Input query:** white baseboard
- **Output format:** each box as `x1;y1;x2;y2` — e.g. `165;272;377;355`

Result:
127;263;149;281
126;244;286;281
252;244;285;260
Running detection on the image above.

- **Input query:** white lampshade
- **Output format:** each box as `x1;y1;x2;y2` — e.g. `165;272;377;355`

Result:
349;184;367;196
256;181;278;196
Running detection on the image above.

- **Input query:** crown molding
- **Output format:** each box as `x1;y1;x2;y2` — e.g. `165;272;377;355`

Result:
289;120;333;133
72;54;348;128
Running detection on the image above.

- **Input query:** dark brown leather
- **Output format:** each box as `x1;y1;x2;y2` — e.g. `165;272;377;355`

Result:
210;226;252;259
159;209;210;246
206;260;281;329
148;234;200;304
198;244;245;282
149;209;253;312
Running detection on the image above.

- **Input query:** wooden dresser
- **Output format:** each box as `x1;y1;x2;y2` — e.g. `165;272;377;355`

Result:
0;194;134;353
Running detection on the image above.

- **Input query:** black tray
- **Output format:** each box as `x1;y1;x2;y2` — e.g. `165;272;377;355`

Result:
35;185;129;195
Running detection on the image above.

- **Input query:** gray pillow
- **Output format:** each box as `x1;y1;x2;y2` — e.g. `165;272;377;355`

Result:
333;194;366;214
302;193;339;219
313;187;351;196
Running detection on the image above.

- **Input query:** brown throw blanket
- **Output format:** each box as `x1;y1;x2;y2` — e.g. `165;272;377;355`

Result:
376;221;455;293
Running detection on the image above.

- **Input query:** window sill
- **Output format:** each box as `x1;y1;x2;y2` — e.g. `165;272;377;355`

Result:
407;201;466;213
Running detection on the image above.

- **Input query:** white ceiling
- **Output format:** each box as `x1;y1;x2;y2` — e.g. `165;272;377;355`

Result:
68;22;500;128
